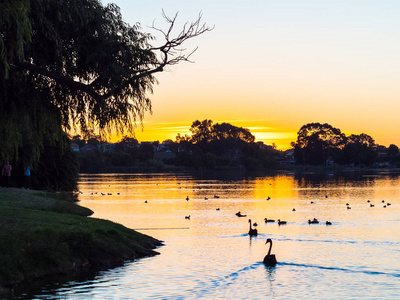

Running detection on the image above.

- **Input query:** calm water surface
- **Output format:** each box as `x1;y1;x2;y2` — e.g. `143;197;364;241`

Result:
18;171;400;299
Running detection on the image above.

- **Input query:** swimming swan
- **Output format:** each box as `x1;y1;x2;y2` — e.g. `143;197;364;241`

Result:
263;238;277;266
248;219;258;237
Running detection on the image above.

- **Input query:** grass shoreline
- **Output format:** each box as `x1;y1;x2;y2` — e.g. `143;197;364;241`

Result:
0;188;163;297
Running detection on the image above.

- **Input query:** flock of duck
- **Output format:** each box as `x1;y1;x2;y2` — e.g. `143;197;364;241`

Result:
85;190;393;268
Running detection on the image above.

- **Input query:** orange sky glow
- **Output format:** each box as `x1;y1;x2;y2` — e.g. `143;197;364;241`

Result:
105;1;400;150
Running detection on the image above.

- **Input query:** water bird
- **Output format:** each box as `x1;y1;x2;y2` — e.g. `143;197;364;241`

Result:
387;203;391;206
107;193;112;195
253;222;258;227
214;195;220;198
325;195;328;198
367;200;370;203
204;197;208;200
117;193;120;195
248;219;258;236
383;205;386;208
185;215;190;220
308;218;319;224
186;196;189;201
382;200;385;203
310;201;314;204
277;219;287;225
347;206;351;209
264;218;275;223
144;200;148;203
263;238;277;267
266;196;271;200
216;208;220;211
346;203;350;206
236;211;247;217
326;221;332;225
292;208;296;211
370;204;374;207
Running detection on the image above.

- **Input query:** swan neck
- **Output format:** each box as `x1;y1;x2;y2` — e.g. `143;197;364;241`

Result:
267;240;272;256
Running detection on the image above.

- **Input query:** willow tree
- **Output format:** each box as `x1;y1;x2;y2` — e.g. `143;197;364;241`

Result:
0;0;211;188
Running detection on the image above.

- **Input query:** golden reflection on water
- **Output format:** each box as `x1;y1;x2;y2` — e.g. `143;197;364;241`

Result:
30;172;400;299
78;172;400;251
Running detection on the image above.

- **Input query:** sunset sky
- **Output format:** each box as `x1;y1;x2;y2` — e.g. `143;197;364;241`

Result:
106;0;400;150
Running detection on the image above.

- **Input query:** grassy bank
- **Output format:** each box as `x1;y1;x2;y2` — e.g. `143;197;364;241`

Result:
0;188;162;294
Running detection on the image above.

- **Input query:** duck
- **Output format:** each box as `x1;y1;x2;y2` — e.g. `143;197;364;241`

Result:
185;215;190;220
186;196;189;201
248;219;258;237
263;238;277;267
214;195;220;198
277;219;287;225
264;218;275;223
326;221;332;225
236;211;247;217
308;218;319;224
266;196;271;200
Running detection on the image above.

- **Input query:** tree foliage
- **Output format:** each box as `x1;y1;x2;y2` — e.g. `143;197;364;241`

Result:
189;119;255;144
293;123;346;165
0;0;211;189
293;123;383;166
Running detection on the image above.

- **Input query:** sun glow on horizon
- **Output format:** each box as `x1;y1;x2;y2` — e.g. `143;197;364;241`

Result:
103;1;400;150
109;119;297;150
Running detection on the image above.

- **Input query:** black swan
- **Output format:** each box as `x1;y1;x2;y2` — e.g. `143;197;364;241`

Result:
263;238;277;266
248;219;258;236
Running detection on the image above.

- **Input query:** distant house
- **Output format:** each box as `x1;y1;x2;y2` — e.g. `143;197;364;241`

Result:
100;142;115;153
80;144;99;152
70;143;80;152
279;149;295;166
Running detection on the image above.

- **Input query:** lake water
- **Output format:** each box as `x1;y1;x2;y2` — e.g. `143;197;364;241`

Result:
16;171;400;299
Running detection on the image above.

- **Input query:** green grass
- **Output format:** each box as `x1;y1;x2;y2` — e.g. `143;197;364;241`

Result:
0;188;162;291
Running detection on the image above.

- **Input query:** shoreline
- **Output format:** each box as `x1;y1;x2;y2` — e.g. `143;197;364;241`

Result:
0;188;163;297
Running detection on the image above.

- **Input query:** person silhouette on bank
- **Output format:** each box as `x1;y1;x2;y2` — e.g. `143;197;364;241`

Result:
24;166;31;189
2;161;12;188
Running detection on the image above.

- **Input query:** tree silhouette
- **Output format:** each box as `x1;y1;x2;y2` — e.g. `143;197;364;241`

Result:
0;1;211;187
294;123;346;165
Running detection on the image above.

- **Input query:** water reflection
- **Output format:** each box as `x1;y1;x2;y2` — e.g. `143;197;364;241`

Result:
14;171;400;299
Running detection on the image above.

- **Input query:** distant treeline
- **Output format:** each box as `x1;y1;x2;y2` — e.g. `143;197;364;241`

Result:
291;122;400;167
74;120;280;173
73;121;400;174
